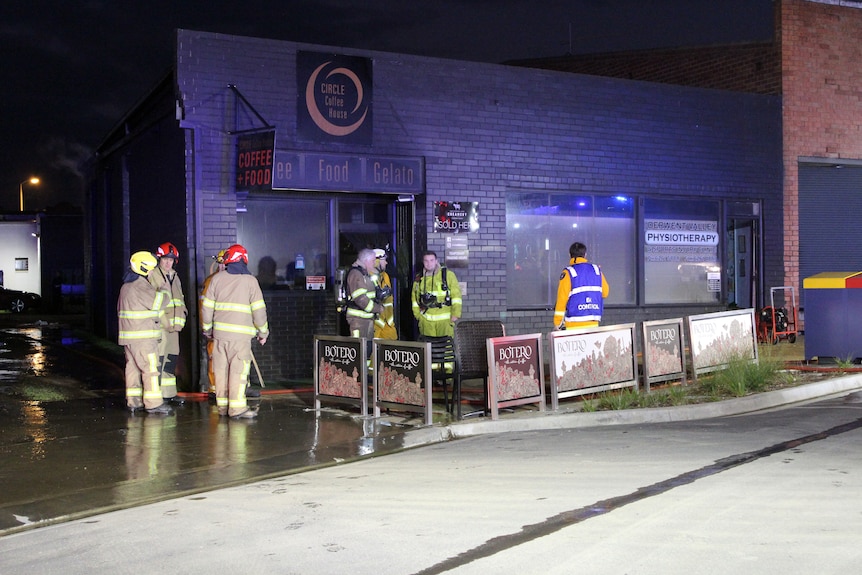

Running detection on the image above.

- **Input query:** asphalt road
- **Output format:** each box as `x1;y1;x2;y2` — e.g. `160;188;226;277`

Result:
1;390;861;575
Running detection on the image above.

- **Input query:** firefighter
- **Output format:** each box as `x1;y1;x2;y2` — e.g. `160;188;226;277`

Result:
371;248;397;340
149;242;188;405
199;248;227;396
553;242;609;330
411;250;462;338
200;244;269;419
118;251;172;415
345;248;384;341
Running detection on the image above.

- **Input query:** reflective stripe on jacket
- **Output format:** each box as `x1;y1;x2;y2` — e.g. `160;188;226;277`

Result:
118;276;167;344
201;270;269;341
411;267;462;337
372;270;397;339
553;257;609;329
563;263;604;323
345;263;382;321
149;268;188;332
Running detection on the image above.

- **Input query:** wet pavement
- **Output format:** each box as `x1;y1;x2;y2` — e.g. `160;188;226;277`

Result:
0;314;422;535
0;312;854;540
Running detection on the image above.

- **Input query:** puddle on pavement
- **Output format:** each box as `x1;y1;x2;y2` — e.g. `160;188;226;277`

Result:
0;323;428;535
0;393;419;535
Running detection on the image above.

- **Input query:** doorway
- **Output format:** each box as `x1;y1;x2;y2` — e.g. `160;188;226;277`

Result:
335;197;414;337
727;217;758;310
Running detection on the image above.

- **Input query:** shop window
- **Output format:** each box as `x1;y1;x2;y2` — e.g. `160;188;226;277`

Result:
238;197;330;289
338;202;390;225
506;193;635;309
643;198;720;304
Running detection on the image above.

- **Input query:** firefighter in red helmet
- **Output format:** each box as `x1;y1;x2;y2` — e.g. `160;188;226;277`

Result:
200;244;269;418
149;242;188;405
199;248;227;396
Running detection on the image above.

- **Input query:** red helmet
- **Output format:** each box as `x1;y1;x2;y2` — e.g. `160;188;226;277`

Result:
156;242;179;260
223;244;248;264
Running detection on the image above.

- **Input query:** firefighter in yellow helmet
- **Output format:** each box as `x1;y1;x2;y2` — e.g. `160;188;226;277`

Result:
118;251;172;414
371;248;397;340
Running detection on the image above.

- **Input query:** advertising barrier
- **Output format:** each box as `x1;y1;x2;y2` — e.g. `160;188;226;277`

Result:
686;308;758;379
548;323;638;410
372;339;433;425
487;333;545;420
642;317;687;392
314;335;368;414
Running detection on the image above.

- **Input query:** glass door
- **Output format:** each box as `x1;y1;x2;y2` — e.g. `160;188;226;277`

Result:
727;217;758;310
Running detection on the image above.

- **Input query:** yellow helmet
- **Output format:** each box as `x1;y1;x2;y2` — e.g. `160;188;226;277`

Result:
215;248;228;264
130;251;158;276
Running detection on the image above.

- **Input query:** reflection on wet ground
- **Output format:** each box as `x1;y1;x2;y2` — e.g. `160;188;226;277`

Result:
0;315;815;536
0;320;421;534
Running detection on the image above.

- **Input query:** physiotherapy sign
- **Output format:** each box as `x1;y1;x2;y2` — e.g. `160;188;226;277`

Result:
297;51;373;145
644;219;719;246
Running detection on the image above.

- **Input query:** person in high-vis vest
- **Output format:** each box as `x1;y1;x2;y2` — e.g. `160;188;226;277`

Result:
371;248;397;340
149;242;188;405
553;242;609;330
200;244;269;419
345;248;384;341
411;250;462;338
199;248;227;396
118;251;172;415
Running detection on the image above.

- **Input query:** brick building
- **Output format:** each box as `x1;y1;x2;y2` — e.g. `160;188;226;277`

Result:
510;0;862;312
90;27;783;389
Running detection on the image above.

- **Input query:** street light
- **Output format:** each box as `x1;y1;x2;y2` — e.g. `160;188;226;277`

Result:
19;177;40;212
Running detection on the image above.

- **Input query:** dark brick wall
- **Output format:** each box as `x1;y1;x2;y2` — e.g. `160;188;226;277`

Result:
169;30;783;383
253;289;338;383
508;42;782;96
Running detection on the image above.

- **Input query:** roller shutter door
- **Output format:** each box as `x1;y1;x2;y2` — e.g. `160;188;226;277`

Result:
799;163;862;305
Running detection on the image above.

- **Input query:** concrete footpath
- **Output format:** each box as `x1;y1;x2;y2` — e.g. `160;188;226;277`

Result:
3;316;862;573
2;371;862;574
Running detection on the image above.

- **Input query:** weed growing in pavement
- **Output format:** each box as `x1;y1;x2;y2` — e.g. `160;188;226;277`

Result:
584;353;796;410
700;355;786;397
597;387;640;410
834;355;858;372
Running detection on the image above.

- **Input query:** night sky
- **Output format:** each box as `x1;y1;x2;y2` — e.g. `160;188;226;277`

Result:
0;0;774;212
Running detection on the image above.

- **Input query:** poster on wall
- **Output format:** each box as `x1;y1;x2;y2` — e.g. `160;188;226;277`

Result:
297;51;373;145
373;340;433;425
643;217;721;303
444;235;469;268
235;130;274;192
687;309;758;378
642;318;687;392
314;335;367;414
548;324;638;410
434;201;479;233
487;333;545;420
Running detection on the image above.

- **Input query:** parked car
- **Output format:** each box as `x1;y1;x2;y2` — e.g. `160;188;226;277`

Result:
0;286;42;313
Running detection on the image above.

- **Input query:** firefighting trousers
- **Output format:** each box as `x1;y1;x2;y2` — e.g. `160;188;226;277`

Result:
124;340;163;410
157;331;180;398
206;338;216;394
211;339;252;416
347;317;375;341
